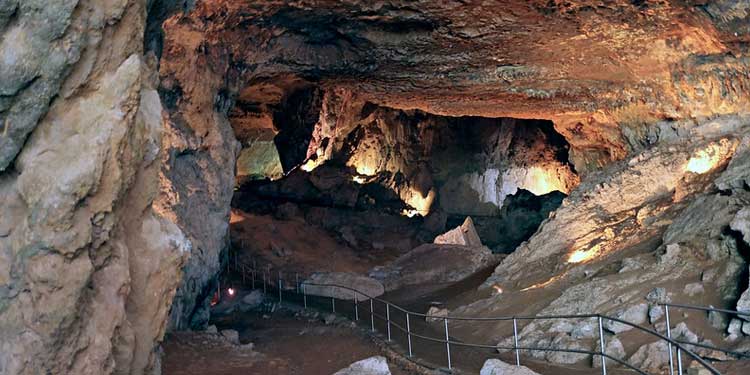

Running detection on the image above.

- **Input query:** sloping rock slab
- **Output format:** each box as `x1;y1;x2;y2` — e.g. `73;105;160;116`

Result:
480;359;540;375
434;216;483;247
371;244;498;291
305;272;384;300
333;356;391;375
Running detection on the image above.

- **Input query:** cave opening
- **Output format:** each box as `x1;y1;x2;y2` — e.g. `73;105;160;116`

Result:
227;83;581;280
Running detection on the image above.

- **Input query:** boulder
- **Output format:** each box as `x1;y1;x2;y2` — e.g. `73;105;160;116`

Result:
370;243;497;291
434;216;483;247
571;322;597;339
240;290;264;311
728;318;743;336
304;272;385;300
545;335;589;364
593;336;626;368
646;288;670;304
480;359;540;375
220;329;240;345
333;356;391;375
604;303;649;333
629;341;670;371
736;270;750;321
708;309;728;330
649;305;664;323
426;307;449;323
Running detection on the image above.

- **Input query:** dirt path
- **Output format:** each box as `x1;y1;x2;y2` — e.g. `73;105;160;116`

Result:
163;309;412;375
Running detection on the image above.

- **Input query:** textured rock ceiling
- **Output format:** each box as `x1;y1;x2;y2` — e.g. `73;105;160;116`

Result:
159;0;750;172
162;0;748;119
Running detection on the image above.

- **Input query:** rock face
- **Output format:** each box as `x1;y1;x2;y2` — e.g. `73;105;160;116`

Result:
453;121;750;368
480;359;540;375
333;356;391;375
370;244;499;291
156;0;750;176
0;0;233;373
0;1;188;373
434;217;483;247
425;306;449;323
305;272;385;300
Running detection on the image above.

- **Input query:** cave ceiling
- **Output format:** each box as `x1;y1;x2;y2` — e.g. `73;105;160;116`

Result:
159;0;749;171
162;0;748;115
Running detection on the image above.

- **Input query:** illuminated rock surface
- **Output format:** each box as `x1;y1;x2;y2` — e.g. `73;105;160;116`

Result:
333;356;391;375
480;359;541;375
434;216;483;247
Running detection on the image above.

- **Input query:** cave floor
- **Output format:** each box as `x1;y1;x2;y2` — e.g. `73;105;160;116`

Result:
163;272;750;375
162;310;412;375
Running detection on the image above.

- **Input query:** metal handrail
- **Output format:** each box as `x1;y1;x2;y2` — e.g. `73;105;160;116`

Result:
298;281;721;374
224;260;723;375
656;302;750;373
660;302;750;317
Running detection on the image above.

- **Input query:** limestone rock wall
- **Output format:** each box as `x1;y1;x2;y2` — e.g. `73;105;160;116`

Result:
453;116;750;367
0;0;226;373
157;8;240;331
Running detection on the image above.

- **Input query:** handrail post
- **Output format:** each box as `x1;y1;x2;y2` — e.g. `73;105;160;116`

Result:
444;317;452;370
677;348;683;375
302;283;307;309
332;296;336;313
598;316;607;375
262;272;267;294
386;303;392;341
665;305;675;375
278;271;282;303
513;317;520;366
406;312;413;357
370;299;375;332
354;291;359;321
295;273;299;293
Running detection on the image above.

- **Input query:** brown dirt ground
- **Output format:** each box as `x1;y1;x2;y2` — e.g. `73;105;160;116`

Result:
229;209;404;276
163;310;412;375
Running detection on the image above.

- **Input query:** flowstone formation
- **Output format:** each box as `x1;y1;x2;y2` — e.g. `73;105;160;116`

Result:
1;1;749;374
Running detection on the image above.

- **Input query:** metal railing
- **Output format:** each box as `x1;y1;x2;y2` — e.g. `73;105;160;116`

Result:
221;259;726;375
659;302;750;375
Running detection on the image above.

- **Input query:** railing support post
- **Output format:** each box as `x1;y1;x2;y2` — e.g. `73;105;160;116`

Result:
251;269;255;290
444;318;452;370
262;272;267;295
406;312;413;357
278;271;282;303
302;283;307;309
354;291;359;321
386;303;392;341
295;273;299;293
513;317;520;366
677;348;683;375
665;305;675;375
370;299;375;332
332;296;336;313
598;316;607;375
